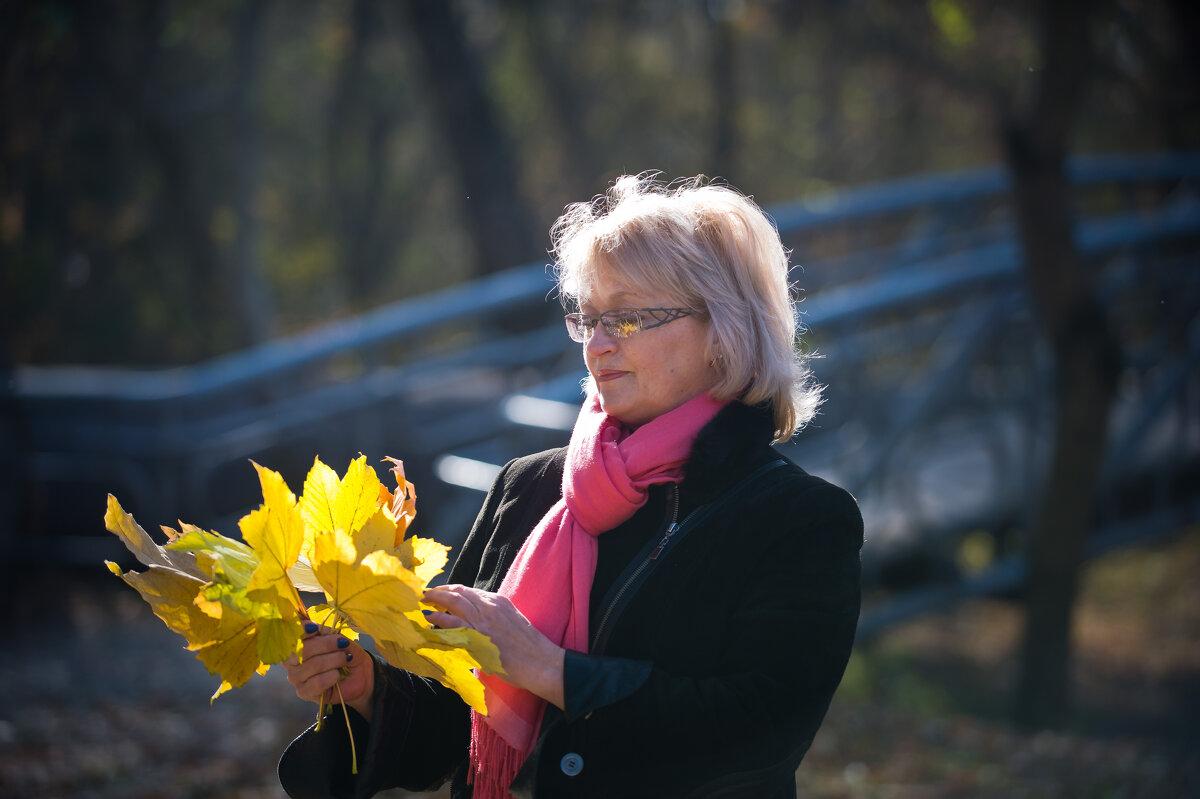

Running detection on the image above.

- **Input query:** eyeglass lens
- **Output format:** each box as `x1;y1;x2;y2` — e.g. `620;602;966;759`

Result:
565;310;641;342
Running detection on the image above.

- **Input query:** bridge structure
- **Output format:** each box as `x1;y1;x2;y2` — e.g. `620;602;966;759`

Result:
8;152;1199;635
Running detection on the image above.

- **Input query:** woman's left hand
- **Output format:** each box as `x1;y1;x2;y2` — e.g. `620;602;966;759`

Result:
423;584;565;709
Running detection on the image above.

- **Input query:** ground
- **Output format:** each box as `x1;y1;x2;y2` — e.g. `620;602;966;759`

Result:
2;528;1197;799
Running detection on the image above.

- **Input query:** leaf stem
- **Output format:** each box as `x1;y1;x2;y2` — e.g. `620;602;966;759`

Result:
334;679;359;775
310;614;356;772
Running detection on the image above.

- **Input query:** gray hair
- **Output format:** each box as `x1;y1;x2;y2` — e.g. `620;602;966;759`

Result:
552;173;821;442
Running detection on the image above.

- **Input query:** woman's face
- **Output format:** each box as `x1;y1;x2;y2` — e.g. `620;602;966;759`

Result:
580;269;720;429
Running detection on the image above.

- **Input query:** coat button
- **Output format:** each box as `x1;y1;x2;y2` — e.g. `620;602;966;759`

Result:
560;752;584;777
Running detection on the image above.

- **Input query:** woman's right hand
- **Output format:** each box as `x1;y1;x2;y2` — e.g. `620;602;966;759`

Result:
282;623;375;722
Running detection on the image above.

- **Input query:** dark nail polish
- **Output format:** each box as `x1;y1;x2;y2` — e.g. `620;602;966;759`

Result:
337;637;350;649
304;622;318;634
346;652;354;662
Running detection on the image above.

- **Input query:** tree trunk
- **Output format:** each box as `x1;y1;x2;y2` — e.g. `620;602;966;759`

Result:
328;0;400;304
514;0;603;197
1003;0;1121;730
397;0;540;276
709;2;739;183
231;0;272;345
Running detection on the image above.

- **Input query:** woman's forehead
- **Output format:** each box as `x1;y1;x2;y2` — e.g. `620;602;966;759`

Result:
578;267;669;308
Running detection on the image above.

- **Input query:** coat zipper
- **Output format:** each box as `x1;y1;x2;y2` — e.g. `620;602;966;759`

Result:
590;483;695;653
587;459;788;655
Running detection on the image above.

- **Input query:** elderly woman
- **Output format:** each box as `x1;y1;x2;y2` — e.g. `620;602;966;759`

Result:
279;174;863;799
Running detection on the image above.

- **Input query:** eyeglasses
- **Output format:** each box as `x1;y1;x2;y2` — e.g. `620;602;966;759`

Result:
564;307;694;343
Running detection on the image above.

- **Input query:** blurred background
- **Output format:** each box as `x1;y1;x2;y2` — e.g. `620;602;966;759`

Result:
2;1;1198;797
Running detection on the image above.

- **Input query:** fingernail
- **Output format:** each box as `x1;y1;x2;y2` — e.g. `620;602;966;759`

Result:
346;652;354;662
304;622;318;634
337;637;350;649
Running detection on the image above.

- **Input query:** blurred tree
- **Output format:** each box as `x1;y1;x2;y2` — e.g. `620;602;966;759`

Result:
1002;0;1121;731
813;0;1196;728
1;1;269;362
394;0;541;276
231;0;273;345
708;0;741;183
327;0;400;303
504;0;604;201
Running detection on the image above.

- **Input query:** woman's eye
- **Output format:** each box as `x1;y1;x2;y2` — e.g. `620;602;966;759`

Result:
603;313;639;337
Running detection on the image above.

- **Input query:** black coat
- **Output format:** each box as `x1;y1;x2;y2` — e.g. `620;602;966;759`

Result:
279;400;863;798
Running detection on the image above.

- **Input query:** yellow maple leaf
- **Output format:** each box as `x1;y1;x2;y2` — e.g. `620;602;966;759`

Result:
105;560;219;643
106;555;268;703
309;522;502;713
301;455;383;539
104;495;206;581
169;524;304;669
240;461;305;608
381;457;418;545
376;638;489;714
355;506;402;559
105;470;306;702
294;455;398;586
335;455;382;536
395;535;450;587
286;559;323;595
373;616;504;715
311;527;425;650
188;611;266;701
299;457;341;552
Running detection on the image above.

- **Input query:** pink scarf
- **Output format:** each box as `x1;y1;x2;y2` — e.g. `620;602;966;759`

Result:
468;385;727;797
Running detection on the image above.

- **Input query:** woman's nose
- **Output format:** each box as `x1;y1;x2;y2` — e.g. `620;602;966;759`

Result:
584;323;617;355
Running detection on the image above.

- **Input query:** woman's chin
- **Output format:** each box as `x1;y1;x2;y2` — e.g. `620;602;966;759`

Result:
596;392;635;427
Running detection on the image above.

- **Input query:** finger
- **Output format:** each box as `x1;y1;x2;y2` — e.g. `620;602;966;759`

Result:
297;666;345;704
285;647;343;684
308;648;357;675
301;632;355;661
422;585;477;616
288;646;358;695
310;649;371;706
423;583;475;601
424;610;468;629
285;623;326;670
284;635;355;684
301;621;328;638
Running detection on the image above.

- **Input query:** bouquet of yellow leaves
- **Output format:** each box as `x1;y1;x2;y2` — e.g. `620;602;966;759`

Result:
104;455;502;722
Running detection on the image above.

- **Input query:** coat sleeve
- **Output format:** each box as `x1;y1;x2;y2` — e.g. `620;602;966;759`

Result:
276;654;469;798
522;481;864;797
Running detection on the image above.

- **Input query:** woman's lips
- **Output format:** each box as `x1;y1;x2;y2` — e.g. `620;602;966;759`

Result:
593;369;627;383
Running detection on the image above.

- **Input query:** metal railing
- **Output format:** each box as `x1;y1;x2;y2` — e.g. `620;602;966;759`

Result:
9;153;1200;614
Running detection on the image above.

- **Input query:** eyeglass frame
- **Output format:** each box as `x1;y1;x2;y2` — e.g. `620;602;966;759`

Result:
563;306;695;343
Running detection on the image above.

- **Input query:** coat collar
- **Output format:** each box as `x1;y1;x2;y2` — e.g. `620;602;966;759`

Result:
680;399;780;505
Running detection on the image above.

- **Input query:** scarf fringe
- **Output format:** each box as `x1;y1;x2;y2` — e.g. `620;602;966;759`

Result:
469;710;525;799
